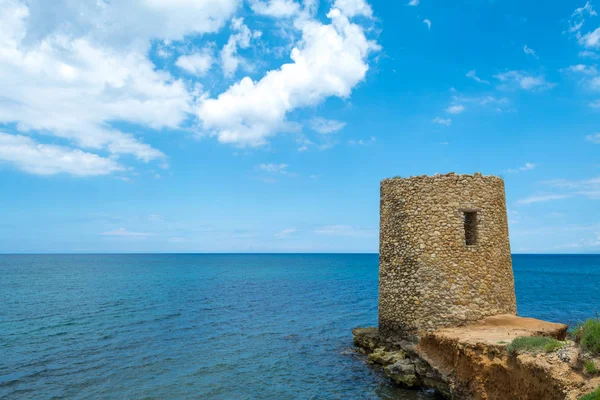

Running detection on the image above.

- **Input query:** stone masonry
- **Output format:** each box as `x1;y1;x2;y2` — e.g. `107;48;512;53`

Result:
379;173;517;338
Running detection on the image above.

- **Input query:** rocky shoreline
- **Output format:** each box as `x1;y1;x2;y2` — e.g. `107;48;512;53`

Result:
353;315;600;400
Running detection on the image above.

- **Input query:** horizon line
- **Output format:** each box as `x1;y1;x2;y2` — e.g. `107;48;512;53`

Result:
0;252;599;256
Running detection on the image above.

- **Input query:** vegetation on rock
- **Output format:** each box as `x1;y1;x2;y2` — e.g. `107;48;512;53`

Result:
573;319;600;356
584;360;599;375
507;336;563;356
580;385;600;400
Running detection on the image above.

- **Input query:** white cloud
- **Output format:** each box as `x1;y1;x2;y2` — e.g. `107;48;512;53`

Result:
590;99;600;108
309;118;346;134
196;7;380;147
220;18;260;77
544;177;600;199
0;132;124;176
494;70;555;91
333;0;373;18
275;228;297;238
314;225;375;237
566;64;599;75
580;28;600;49
0;0;245;174
20;0;240;48
423;19;431;30
589;76;600;90
505;162;537;173
433;117;452;126
580;50;600;59
587;133;600;143
446;105;465;114
101;228;155;237
258;163;289;173
523;44;538;58
408;0;419;6
250;0;301;18
175;48;214;76
450;95;510;110
568;2;597;35
466;70;490;84
517;194;570;205
347;136;375;145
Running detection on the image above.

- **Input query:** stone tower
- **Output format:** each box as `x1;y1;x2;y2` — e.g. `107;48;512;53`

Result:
379;173;517;338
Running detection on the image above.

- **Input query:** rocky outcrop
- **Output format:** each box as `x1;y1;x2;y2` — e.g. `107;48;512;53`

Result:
353;315;600;400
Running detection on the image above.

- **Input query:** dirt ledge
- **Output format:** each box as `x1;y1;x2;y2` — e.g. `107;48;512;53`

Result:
353;315;600;400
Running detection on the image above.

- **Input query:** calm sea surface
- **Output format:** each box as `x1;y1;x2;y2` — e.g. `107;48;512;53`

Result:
1;254;599;399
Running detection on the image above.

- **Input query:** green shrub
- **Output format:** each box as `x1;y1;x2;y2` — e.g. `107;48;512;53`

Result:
580;319;600;355
580;386;600;400
584;360;599;375
507;336;564;356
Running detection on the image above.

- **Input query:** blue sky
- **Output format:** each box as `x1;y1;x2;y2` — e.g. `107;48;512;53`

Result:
0;0;599;253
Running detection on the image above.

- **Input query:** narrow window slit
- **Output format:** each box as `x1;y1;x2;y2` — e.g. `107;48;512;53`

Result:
463;211;478;246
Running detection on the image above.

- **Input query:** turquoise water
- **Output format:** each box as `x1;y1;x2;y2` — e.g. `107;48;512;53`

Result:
1;254;599;399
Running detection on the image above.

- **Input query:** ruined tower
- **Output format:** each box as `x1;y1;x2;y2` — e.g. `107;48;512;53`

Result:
379;173;517;338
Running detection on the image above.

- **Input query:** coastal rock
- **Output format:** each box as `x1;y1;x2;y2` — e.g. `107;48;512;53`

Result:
353;315;600;399
367;347;406;365
384;359;418;387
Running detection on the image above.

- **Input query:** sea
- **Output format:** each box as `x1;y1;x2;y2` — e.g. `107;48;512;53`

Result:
1;254;599;399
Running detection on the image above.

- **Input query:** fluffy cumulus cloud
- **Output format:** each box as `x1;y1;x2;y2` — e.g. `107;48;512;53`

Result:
176;48;214;76
0;0;244;176
196;4;380;147
0;0;380;175
250;0;301;18
333;0;373;18
21;0;240;47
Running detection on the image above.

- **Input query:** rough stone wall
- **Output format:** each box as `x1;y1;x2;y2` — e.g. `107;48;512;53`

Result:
379;173;517;338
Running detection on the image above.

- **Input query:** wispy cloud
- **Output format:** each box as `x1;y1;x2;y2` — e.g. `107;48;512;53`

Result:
565;64;599;75
544;176;600;199
101;228;155;237
523;45;538;58
309;118;347;134
587;133;600;143
0;133;124;177
568;2;597;36
494;70;555;91
423;19;431;30
433;117;452;126
275;228;297;238
348;136;376;146
517;194;570;205
580;50;600;59
258;163;289;174
314;225;375;237
505;162;537;173
408;0;419;5
589;100;600;108
446;104;465;114
466;70;490;84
